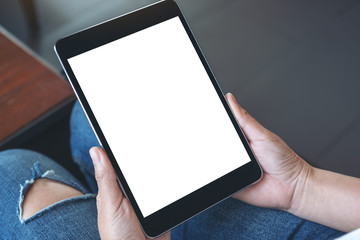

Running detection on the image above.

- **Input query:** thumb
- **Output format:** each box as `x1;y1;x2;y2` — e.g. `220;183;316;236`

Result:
90;147;146;239
225;93;269;142
90;147;123;212
90;147;144;239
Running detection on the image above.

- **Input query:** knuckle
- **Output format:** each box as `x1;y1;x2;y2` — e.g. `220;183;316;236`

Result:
95;169;105;183
96;193;101;203
243;109;251;116
117;199;131;219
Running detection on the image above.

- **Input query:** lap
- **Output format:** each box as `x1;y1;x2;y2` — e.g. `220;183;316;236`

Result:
172;198;343;239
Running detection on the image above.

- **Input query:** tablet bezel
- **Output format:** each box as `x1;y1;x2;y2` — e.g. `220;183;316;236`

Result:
55;0;262;237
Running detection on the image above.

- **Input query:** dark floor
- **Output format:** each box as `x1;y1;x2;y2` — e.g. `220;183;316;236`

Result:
1;0;359;178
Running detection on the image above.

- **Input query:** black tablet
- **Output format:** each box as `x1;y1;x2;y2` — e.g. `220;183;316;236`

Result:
55;0;262;237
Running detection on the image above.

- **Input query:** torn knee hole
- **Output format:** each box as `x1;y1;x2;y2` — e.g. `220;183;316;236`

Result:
20;178;83;221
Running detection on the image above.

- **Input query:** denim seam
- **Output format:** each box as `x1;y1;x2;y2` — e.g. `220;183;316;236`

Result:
288;219;306;240
72;156;95;178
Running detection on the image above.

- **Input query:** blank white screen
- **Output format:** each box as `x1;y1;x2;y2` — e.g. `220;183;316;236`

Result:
68;17;250;217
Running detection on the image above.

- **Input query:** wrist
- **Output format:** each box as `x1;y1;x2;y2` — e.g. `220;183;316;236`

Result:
287;160;316;217
287;165;360;232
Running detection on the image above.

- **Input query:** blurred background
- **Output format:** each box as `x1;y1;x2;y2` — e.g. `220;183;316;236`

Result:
1;0;359;178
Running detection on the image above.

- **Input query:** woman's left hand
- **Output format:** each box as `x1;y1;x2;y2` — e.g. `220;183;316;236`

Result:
90;147;171;240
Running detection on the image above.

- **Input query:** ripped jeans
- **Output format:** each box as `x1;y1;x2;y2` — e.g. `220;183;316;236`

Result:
0;102;344;239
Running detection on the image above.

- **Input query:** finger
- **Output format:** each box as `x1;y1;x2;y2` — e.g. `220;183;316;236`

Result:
90;147;123;212
225;93;269;141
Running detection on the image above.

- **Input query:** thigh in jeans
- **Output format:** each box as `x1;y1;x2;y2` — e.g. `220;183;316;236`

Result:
70;101;100;193
0;149;99;239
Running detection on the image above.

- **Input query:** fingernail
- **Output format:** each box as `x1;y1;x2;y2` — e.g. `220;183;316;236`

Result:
229;94;237;104
90;148;101;164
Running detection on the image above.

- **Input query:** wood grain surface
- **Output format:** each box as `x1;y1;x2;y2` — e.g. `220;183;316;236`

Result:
0;32;74;144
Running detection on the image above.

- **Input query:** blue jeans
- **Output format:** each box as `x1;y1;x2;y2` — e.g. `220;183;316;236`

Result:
0;101;344;239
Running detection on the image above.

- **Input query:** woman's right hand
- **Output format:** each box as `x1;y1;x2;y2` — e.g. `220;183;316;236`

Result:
225;93;312;212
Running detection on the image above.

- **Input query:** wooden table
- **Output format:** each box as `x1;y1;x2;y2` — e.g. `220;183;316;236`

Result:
0;28;75;148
